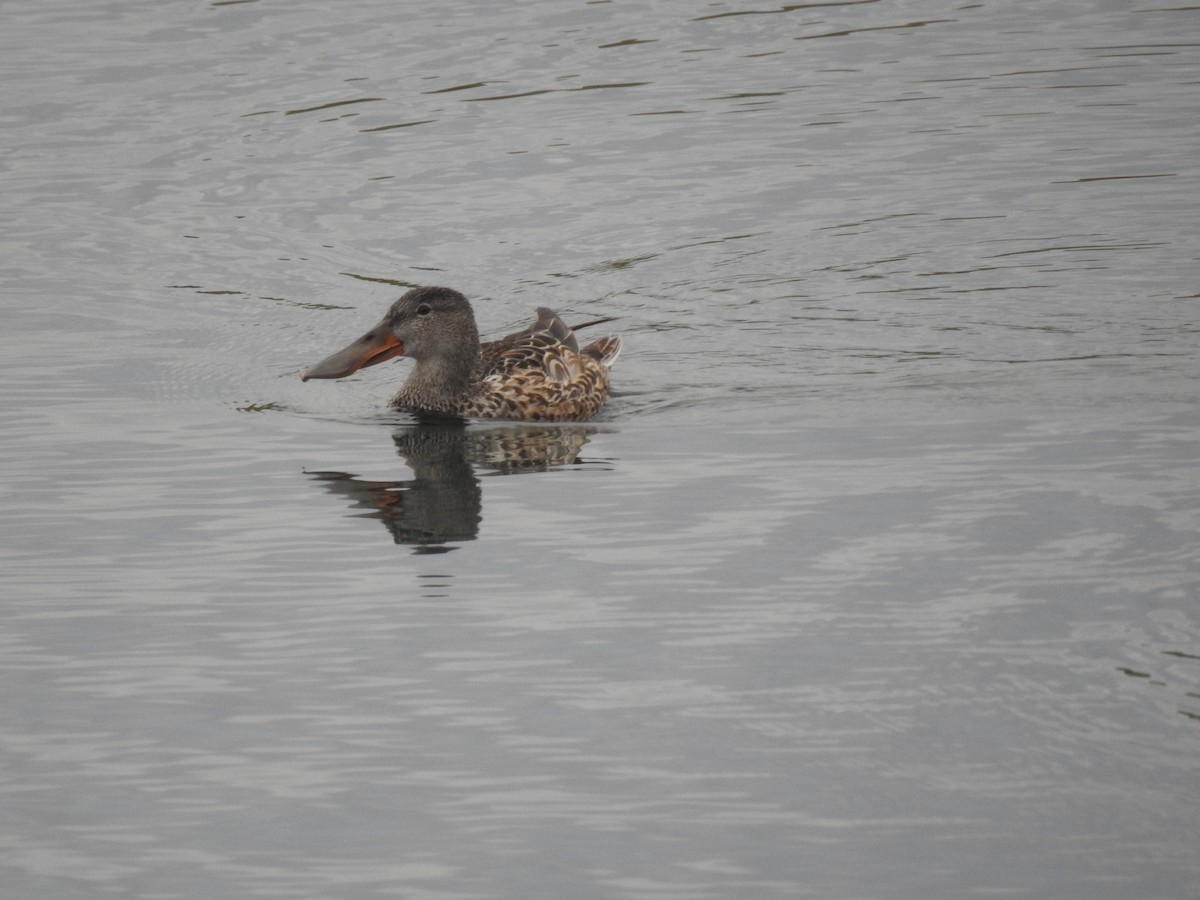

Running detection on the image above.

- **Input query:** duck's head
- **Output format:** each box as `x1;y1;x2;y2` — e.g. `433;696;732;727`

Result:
301;286;479;381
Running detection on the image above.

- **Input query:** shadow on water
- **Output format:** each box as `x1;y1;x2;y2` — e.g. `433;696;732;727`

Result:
307;420;607;552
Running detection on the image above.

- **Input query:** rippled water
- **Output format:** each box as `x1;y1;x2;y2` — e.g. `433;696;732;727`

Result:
3;1;1199;898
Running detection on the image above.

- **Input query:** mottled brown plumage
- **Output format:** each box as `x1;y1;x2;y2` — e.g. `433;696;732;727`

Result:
301;286;621;421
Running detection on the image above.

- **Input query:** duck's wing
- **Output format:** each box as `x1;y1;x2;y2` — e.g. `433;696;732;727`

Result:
480;307;585;374
492;307;578;352
473;307;619;421
485;329;581;379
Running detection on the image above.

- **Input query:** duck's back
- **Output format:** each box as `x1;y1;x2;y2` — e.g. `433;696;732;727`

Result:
469;308;620;421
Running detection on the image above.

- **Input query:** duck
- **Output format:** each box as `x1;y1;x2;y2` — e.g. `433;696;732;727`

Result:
301;286;621;421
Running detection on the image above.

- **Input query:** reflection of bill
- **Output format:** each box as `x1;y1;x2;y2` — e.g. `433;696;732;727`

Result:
306;422;609;551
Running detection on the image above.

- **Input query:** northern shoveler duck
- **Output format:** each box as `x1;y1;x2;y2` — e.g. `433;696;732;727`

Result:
301;286;621;421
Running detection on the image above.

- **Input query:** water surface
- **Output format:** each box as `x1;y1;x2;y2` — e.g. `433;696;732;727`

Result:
2;1;1199;898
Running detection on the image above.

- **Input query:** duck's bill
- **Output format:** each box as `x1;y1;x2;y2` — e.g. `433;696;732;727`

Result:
301;321;405;381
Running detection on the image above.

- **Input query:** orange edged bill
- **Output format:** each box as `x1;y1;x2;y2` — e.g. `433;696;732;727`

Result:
301;321;405;381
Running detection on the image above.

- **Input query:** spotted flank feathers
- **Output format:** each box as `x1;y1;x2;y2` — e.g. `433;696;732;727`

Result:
301;286;621;421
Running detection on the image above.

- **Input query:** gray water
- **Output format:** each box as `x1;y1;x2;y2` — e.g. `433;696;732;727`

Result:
2;1;1199;898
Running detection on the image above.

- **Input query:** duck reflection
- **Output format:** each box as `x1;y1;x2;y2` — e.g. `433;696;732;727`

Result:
307;420;604;551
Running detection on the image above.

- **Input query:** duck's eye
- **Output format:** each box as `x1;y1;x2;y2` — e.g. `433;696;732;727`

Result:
416;304;432;316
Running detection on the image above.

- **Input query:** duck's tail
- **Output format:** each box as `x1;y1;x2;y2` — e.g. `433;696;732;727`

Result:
582;335;621;369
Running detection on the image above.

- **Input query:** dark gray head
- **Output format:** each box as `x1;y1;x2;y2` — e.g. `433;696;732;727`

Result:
301;285;480;382
383;286;479;362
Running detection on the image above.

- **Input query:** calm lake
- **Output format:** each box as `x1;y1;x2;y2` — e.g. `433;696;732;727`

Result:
3;1;1198;898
